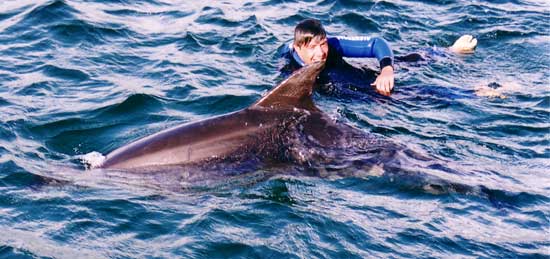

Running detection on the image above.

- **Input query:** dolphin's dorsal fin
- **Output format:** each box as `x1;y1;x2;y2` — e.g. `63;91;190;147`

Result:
253;62;324;111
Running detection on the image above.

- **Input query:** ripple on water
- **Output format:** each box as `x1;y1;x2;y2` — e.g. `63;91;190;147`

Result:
13;81;54;97
24;94;170;154
195;7;258;28
48;20;134;45
172;94;256;115
0;160;45;188
40;64;90;82
105;8;193;18
96;93;165;117
163;84;197;100
334;12;381;33
0;124;16;142
9;0;77;31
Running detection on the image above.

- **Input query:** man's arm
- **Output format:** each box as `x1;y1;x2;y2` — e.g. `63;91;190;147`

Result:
330;36;394;67
329;36;395;96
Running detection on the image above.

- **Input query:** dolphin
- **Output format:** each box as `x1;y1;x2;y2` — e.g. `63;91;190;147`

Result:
97;62;394;170
80;62;501;200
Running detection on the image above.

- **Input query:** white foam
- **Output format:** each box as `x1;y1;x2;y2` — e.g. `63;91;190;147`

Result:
79;151;106;169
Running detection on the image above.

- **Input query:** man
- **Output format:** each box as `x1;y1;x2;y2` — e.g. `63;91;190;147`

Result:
282;18;395;96
281;19;478;97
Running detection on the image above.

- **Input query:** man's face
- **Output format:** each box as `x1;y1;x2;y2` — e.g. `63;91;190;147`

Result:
294;36;328;65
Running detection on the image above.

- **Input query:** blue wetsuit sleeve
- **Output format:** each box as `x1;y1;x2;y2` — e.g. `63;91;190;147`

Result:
329;36;394;68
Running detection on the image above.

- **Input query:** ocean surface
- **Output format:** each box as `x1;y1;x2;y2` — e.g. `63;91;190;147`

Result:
0;0;549;258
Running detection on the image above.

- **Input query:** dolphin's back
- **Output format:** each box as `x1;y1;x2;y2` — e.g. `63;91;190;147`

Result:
100;109;282;169
100;62;327;170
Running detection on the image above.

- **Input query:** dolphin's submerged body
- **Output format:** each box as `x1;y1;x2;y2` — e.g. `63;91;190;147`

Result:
97;62;397;172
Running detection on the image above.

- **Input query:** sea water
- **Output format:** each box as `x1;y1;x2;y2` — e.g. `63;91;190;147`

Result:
0;0;548;258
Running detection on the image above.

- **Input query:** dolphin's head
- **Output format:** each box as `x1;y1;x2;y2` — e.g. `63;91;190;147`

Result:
253;62;325;111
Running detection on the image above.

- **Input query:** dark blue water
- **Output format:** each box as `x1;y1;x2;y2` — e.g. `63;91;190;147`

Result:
1;0;549;258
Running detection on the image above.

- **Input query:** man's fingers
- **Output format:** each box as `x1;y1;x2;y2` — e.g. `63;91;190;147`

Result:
470;38;478;49
371;80;381;94
370;78;378;87
383;78;393;94
378;80;390;96
372;76;394;96
373;81;384;95
460;35;473;44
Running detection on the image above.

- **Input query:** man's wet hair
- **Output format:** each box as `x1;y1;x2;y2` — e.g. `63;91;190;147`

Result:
294;19;327;48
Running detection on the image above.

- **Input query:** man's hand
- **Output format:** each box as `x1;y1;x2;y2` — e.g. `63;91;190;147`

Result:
449;35;478;54
371;66;394;96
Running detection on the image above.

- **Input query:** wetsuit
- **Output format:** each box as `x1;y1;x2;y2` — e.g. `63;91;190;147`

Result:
280;36;395;95
280;36;394;74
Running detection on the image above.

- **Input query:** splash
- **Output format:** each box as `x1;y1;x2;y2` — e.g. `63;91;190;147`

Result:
79;151;105;169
